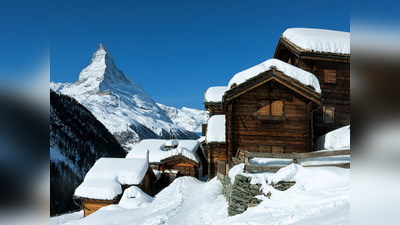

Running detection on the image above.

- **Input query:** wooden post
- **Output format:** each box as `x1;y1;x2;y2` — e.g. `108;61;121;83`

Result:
244;154;248;173
292;153;298;164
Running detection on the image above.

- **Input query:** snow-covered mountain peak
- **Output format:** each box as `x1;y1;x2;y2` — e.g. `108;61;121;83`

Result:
51;44;201;151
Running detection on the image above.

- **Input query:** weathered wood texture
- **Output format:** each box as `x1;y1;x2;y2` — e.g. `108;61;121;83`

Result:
204;104;224;117
273;39;350;137
164;161;198;177
226;81;314;158
204;143;228;179
83;198;119;217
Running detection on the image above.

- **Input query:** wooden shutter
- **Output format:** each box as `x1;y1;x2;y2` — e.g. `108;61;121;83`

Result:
258;100;271;115
324;107;335;124
324;70;337;83
271;146;285;154
271;100;284;116
258;145;271;153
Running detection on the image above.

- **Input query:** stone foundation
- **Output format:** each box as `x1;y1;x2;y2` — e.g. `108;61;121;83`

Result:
218;173;295;216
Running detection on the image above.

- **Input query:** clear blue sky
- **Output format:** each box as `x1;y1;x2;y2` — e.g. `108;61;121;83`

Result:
45;1;350;110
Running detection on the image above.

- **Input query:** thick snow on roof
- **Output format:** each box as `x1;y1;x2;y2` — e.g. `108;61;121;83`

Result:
204;86;228;103
206;115;226;143
282;28;350;54
118;186;153;209
160;147;199;163
74;158;149;200
315;125;350;150
228;58;321;93
126;139;203;163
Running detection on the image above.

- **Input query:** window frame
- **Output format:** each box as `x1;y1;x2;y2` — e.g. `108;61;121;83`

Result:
323;106;335;124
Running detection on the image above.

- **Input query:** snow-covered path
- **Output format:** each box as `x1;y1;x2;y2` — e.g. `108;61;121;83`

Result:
66;177;228;225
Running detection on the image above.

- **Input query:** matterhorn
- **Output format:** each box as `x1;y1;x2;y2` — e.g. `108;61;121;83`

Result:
51;44;201;151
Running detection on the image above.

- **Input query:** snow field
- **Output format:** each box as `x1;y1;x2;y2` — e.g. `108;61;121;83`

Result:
60;163;349;225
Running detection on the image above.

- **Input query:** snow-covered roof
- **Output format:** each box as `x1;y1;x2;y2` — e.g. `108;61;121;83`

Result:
165;139;179;146
227;58;321;93
315;125;350;150
204;86;228;103
282;28;350;54
74;158;149;200
206;115;226;143
126;139;204;164
160;147;199;163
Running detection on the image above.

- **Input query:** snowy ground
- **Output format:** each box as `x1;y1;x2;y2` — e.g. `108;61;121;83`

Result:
53;164;349;225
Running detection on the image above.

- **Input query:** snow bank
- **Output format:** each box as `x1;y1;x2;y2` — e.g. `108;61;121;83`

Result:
205;86;228;102
126;139;204;163
227;58;321;93
282;28;350;54
315;125;350;150
66;164;349;225
74;158;149;200
118;186;153;209
206;115;226;143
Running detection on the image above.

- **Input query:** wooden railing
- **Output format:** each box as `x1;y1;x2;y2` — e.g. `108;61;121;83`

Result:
242;149;350;173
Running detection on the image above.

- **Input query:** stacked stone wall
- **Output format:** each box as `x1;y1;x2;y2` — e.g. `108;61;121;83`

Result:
218;173;295;216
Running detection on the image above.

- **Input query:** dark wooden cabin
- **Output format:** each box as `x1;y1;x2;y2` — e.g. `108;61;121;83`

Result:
204;115;227;179
223;68;321;160
273;29;350;137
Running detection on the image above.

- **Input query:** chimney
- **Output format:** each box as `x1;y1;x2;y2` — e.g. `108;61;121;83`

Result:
146;150;149;162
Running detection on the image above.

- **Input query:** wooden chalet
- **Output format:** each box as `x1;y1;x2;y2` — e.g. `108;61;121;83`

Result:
273;28;350;137
73;158;158;217
204;57;322;179
126;139;207;187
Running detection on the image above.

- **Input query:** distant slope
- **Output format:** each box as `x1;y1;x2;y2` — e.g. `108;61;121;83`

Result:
50;90;126;216
51;44;199;151
157;103;208;133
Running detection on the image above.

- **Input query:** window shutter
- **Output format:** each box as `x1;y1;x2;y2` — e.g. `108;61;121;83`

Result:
271;146;285;154
258;100;270;115
324;70;337;83
271;100;284;116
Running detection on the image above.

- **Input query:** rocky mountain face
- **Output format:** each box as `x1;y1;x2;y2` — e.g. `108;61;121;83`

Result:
157;103;208;133
51;44;200;151
50;90;126;215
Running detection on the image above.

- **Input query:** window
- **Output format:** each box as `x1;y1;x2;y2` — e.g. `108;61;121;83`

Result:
323;106;335;124
258;100;285;121
258;100;284;116
271;146;285;154
258;145;285;153
324;70;337;83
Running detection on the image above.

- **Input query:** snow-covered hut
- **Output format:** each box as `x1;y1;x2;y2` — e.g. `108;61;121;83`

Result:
274;28;350;137
73;158;157;217
126;139;207;185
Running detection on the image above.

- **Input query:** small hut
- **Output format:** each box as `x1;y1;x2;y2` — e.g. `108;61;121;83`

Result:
126;139;207;187
73;158;158;217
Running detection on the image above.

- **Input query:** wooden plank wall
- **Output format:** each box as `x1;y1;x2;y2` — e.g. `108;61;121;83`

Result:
226;82;311;157
84;199;117;217
287;54;350;137
204;143;228;179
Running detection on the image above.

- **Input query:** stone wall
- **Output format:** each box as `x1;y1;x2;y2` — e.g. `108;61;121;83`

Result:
218;172;295;216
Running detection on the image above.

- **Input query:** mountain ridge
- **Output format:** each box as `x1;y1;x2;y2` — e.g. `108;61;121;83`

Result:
51;44;202;151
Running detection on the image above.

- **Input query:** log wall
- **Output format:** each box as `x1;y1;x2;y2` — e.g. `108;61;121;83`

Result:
226;81;312;157
274;44;350;137
204;143;228;179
